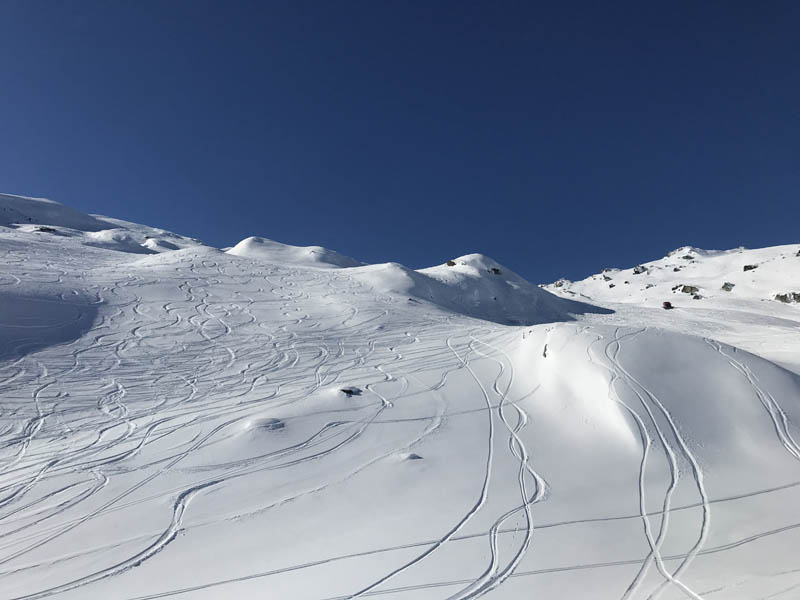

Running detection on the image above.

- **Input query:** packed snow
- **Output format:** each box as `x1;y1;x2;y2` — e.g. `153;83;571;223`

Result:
0;193;798;599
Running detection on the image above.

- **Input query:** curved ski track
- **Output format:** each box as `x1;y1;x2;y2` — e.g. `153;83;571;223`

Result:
0;241;799;600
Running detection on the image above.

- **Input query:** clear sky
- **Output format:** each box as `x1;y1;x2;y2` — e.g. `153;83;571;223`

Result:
1;1;797;283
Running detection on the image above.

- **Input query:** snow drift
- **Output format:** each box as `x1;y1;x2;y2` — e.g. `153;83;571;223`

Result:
226;236;362;268
351;254;609;326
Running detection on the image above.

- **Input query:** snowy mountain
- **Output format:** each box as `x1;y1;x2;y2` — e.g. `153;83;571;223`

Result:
544;244;800;374
544;244;800;307
0;193;798;600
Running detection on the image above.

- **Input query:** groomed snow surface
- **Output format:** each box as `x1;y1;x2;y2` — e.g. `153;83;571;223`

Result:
0;193;799;600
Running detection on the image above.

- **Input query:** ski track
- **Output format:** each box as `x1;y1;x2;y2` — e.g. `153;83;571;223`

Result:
0;235;798;599
0;250;490;599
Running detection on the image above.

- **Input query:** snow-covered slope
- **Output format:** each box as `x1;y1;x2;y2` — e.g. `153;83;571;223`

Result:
1;195;799;600
351;253;608;325
545;244;800;373
0;193;109;231
0;193;207;255
546;244;800;307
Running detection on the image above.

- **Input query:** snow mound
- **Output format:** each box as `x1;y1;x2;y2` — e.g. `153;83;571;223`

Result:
83;229;156;254
142;237;181;251
0;193;109;231
351;254;608;325
226;236;361;268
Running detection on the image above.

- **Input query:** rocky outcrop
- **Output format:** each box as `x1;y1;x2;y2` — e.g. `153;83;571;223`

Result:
775;292;800;304
672;284;700;294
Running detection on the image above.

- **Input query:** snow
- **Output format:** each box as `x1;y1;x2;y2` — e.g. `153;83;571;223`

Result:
545;244;800;307
0;193;799;599
544;244;800;374
0;193;108;231
349;254;608;326
226;236;362;268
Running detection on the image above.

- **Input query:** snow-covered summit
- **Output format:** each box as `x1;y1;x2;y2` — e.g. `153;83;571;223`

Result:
350;253;607;326
0;192;109;231
226;235;362;268
546;243;800;307
0;193;207;255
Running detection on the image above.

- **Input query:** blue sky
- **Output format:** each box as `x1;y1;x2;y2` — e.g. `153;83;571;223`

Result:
1;1;797;282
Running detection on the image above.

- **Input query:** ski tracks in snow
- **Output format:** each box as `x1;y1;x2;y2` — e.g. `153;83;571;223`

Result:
599;327;710;600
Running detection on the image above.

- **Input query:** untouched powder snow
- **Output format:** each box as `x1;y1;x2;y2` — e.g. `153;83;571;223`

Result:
0;194;799;600
0;193;109;231
227;236;362;268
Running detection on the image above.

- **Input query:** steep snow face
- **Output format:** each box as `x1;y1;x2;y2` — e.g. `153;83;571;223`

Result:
226;235;362;268
351;254;609;326
2;196;800;600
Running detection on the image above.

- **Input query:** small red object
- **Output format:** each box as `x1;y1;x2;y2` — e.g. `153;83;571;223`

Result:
662;301;673;310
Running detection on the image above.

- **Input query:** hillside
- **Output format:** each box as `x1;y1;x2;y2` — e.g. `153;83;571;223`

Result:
544;245;800;307
544;245;800;375
0;194;798;600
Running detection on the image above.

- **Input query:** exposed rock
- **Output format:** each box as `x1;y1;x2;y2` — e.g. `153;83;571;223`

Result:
721;282;735;292
602;274;612;281
633;265;648;275
340;386;362;397
673;267;681;272
608;283;615;288
743;264;758;272
672;284;700;294
35;226;57;233
681;255;694;260
693;294;702;300
446;260;456;267
488;267;501;275
775;292;800;304
645;283;655;289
